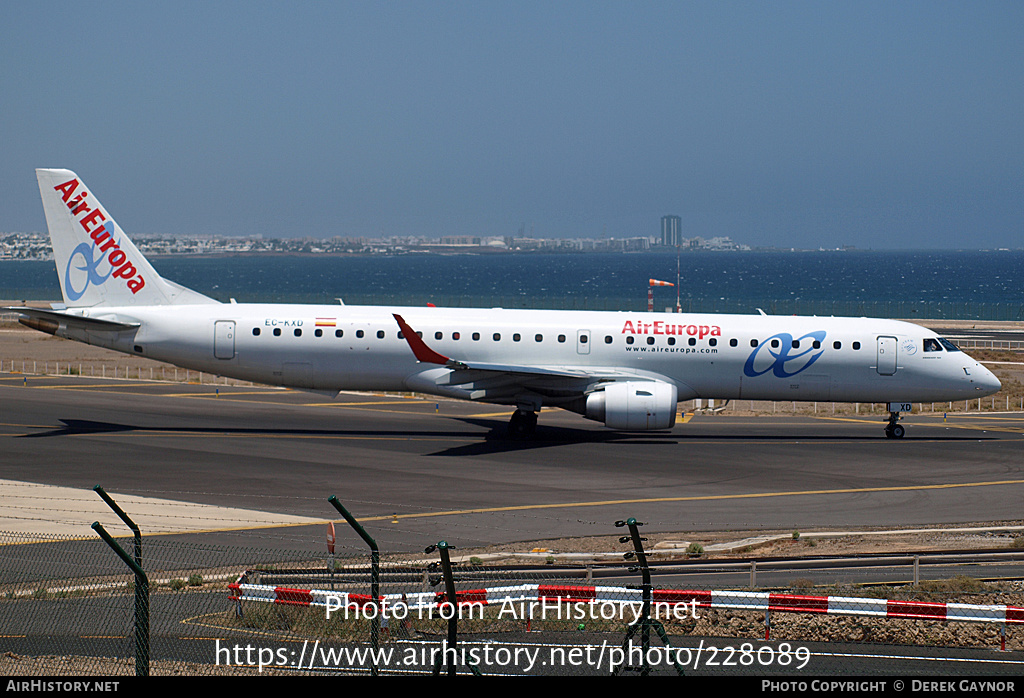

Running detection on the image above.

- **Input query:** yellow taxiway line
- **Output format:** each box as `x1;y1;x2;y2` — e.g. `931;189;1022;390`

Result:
360;477;1024;523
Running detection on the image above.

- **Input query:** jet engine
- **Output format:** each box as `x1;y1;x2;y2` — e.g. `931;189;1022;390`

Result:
585;381;678;430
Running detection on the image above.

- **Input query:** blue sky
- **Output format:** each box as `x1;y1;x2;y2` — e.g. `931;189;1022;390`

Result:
2;1;1021;249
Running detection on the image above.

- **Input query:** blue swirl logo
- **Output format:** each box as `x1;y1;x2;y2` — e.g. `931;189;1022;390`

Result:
743;331;827;378
64;233;114;301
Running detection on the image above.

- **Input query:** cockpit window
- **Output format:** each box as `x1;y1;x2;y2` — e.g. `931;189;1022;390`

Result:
923;338;942;352
938;337;961;352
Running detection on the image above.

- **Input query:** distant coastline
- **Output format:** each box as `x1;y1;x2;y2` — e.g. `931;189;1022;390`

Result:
3;230;1020;262
2;249;1022;322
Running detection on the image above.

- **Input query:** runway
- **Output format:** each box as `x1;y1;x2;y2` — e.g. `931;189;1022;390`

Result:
2;373;1023;553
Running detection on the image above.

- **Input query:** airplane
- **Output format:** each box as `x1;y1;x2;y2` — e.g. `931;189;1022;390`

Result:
7;168;1002;439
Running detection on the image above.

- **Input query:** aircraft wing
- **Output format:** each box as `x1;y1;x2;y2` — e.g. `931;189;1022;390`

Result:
394;313;635;378
393;314;654;404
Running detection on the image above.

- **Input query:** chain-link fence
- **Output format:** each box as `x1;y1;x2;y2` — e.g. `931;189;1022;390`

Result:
3;528;1024;676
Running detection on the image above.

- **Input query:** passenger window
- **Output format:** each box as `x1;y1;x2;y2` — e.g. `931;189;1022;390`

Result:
750;339;758;347
688;337;696;346
294;328;302;337
558;335;566;343
709;338;717;347
335;329;343;338
626;336;634;345
471;332;480;341
356;330;364;338
771;339;779;348
604;336;612;344
273;328;281;337
579;335;588;344
377;330;385;339
729;338;737;347
252;328;261;336
493;333;501;341
792;340;799;348
452;332;460;340
646;336;655;345
315;329;323;337
668;337;675;346
833;341;841;349
535;334;543;342
513;333;521;342
852;341;860;350
435;331;443;340
812;340;820;349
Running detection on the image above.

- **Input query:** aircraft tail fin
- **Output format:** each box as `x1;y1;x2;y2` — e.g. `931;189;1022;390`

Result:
36;168;218;307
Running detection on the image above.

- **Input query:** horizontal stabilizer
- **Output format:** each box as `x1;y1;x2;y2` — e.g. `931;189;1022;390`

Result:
4;307;140;333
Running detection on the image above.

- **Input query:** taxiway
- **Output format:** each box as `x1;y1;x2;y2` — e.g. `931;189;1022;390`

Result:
2;374;1022;553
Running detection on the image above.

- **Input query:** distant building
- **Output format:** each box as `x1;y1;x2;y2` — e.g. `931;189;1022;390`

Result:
705;236;736;250
661;215;682;247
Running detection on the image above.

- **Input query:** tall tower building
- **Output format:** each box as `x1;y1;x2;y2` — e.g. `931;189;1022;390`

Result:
661;215;681;247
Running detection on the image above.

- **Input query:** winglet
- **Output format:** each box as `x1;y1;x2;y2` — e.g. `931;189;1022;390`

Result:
393;314;451;365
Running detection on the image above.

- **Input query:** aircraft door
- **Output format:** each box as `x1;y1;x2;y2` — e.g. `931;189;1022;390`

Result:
577;329;591;355
214;321;236;360
876;336;897;375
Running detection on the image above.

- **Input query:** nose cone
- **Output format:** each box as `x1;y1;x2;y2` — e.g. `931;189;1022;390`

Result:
973;362;1002;397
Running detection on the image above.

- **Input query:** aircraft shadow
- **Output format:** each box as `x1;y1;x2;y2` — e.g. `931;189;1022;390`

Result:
17;418;485;441
424;417;997;457
423;418;676;456
20;418;998;457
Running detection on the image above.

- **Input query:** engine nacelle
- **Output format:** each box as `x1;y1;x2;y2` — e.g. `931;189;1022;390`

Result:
585;381;678;430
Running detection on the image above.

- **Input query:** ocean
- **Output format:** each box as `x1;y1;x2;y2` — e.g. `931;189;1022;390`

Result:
2;250;1022;320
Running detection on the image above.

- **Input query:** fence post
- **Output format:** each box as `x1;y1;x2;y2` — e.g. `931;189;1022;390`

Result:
327;496;380;676
91;521;149;677
424;540;481;676
614;517;685;676
93;485;148;675
615;518;653;675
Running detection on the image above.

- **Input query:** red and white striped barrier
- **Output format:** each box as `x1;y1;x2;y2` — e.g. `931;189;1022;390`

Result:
228;580;1024;625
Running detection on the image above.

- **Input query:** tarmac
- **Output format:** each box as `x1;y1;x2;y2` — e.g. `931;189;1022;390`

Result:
2;367;1024;553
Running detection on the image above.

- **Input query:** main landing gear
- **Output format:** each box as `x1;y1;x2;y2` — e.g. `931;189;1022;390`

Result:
507;409;538;438
884;410;906;439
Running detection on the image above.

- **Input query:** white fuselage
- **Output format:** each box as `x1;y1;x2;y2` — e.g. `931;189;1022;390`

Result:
57;303;1000;406
28;168;1002;434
